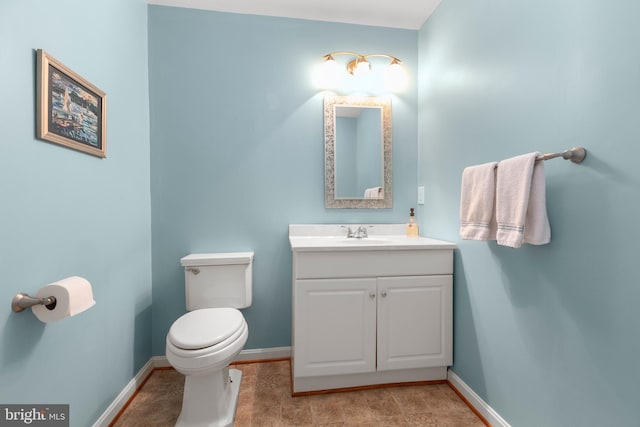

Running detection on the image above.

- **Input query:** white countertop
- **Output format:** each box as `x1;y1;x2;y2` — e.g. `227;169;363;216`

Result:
289;224;456;252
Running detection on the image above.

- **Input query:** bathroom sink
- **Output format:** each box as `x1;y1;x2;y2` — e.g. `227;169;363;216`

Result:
288;225;457;252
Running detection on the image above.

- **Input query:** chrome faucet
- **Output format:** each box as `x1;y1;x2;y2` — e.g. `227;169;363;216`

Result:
354;226;369;239
341;225;356;238
342;225;372;239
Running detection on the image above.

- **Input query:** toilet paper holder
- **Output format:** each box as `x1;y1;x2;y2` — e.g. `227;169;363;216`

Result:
11;276;95;323
11;293;57;313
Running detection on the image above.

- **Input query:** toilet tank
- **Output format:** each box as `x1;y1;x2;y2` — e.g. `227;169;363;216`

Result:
180;252;254;311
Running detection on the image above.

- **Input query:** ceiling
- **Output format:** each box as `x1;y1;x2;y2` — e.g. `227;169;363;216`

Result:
147;0;442;30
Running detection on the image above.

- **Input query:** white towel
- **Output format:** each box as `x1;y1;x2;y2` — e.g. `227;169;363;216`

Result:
495;153;551;248
459;162;498;240
364;187;381;198
523;159;551;245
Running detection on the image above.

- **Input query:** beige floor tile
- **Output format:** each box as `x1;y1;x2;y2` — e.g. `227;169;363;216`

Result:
335;391;372;423
308;393;346;424
344;414;409;427
390;386;430;415
112;361;486;427
362;388;403;418
251;404;281;426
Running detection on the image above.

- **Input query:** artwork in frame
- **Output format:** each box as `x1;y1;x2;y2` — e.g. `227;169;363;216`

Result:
36;49;107;158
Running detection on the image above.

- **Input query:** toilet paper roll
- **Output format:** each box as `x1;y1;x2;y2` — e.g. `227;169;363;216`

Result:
31;276;96;323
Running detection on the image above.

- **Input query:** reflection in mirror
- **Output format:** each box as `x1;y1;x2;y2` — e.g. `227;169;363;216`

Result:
335;106;382;198
324;95;392;208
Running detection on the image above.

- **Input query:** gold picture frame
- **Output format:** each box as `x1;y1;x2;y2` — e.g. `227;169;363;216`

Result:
36;49;107;158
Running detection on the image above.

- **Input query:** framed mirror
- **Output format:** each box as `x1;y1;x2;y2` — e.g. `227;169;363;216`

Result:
324;95;392;208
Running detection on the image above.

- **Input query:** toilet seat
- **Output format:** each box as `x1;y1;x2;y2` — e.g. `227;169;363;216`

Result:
168;308;245;350
165;308;249;375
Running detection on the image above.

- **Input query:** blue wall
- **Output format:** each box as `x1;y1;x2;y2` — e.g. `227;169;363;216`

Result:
0;0;151;425
419;1;640;426
148;6;418;355
6;2;633;425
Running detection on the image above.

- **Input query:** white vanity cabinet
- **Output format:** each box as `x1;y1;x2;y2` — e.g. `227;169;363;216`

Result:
294;275;452;377
295;278;378;377
377;275;452;371
289;227;455;394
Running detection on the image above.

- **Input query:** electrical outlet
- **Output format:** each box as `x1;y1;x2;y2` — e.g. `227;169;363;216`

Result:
417;186;425;205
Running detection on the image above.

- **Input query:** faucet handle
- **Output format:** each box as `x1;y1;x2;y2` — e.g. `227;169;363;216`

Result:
355;225;370;238
357;225;367;237
341;225;355;238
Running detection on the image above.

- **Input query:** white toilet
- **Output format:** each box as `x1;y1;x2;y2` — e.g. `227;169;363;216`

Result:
166;252;253;427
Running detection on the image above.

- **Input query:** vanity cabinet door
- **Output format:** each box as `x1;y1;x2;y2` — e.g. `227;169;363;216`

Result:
294;278;377;378
376;275;452;371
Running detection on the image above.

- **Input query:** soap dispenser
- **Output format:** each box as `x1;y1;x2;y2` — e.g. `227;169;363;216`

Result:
406;208;419;237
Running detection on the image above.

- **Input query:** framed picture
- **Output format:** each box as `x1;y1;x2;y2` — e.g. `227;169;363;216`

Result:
36;49;107;158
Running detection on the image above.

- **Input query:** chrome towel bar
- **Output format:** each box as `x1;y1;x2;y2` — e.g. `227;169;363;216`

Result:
536;146;586;164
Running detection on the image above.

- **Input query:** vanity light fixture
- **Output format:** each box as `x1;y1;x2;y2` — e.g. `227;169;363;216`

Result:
315;51;407;92
322;51;402;77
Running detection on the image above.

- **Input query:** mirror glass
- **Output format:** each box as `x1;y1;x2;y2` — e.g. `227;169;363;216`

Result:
324;95;392;208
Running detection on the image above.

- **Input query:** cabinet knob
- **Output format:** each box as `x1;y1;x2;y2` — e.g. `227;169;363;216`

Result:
187;268;200;275
369;292;376;298
381;291;387;298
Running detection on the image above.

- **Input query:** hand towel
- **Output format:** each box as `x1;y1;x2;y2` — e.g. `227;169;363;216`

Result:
523;160;551;245
495;153;550;248
364;187;382;198
459;162;498;240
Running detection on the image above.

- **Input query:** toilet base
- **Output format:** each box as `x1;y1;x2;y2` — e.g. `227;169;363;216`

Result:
175;367;243;427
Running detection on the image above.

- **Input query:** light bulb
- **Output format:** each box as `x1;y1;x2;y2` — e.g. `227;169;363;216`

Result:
384;61;407;92
313;56;341;89
323;56;338;71
354;59;371;76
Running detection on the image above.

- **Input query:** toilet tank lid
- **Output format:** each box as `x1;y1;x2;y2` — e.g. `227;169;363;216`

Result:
181;252;254;267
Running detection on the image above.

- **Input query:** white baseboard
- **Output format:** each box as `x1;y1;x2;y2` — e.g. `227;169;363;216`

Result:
93;347;291;426
447;370;511;427
92;358;155;427
150;354;172;368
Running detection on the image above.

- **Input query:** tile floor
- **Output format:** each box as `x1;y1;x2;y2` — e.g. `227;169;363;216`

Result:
112;360;487;426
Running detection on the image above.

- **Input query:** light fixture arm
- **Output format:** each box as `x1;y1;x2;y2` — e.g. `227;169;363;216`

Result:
322;51;365;61
322;51;403;77
359;53;402;64
323;51;402;63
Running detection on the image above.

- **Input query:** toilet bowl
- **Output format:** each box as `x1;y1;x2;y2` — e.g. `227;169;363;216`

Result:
166;252;254;427
166;308;248;427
